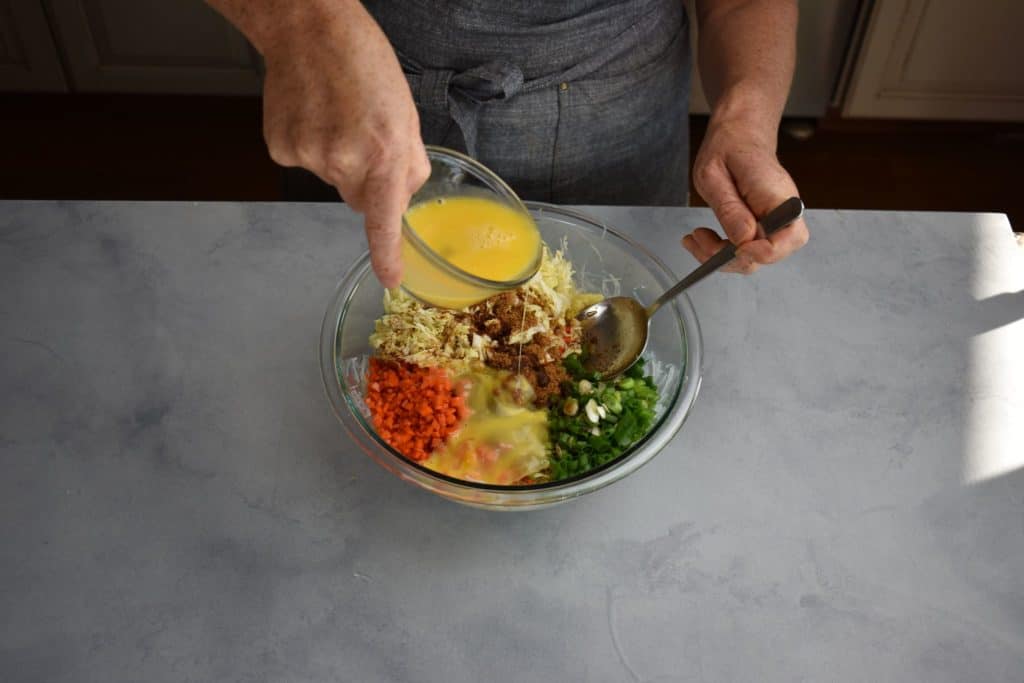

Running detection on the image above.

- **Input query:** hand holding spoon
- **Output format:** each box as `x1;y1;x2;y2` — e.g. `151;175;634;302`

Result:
578;196;805;378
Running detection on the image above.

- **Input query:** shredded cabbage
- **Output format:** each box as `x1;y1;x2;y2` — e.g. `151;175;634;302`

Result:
516;247;602;339
523;247;573;318
369;288;489;370
369;248;597;367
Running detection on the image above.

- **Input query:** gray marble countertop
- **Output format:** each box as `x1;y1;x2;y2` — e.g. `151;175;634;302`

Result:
2;201;1022;682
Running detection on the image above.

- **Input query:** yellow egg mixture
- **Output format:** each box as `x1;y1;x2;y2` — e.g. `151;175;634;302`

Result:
423;368;548;485
401;196;541;309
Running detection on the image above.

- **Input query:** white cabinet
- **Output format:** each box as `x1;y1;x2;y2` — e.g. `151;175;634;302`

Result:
842;0;1024;121
44;0;261;94
0;0;67;91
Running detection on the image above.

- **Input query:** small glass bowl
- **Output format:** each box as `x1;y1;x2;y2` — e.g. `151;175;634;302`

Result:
321;203;703;511
400;146;542;309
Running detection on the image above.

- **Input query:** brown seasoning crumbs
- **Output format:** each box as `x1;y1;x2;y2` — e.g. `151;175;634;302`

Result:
467;291;577;406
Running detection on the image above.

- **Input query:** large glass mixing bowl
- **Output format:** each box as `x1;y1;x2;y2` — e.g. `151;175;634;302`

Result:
319;203;702;510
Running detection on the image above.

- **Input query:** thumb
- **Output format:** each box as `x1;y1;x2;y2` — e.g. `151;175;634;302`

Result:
695;160;758;245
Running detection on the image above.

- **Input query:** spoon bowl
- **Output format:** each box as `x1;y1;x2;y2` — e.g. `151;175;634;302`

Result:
579;197;805;378
578;296;651;378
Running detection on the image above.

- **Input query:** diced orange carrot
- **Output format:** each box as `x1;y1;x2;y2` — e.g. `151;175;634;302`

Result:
364;358;466;462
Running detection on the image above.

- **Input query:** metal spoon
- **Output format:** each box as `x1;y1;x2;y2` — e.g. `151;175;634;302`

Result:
578;196;805;378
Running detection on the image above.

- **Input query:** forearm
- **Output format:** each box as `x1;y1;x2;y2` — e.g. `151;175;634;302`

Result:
694;0;797;139
204;0;365;55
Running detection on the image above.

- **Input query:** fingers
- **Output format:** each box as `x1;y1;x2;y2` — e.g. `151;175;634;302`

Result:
692;158;759;246
319;143;423;288
732;170;809;267
344;143;426;287
277;129;420;290
735;216;809;266
268;119;423;289
684;227;724;261
691;143;809;272
406;144;431;195
692;227;723;255
683;218;805;273
681;228;759;274
361;164;410;289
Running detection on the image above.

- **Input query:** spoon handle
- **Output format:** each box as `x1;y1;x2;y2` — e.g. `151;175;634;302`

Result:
646;196;805;317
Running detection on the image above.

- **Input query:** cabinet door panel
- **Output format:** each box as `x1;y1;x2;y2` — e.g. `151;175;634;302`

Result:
0;0;67;92
843;0;1024;121
46;0;261;94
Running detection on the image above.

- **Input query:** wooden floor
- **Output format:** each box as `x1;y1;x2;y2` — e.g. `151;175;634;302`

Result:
1;94;1021;231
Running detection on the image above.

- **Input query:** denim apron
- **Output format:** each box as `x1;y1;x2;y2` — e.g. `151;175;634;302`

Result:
365;0;691;206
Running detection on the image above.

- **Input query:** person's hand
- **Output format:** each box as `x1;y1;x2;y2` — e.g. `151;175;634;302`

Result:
683;115;809;274
260;4;429;288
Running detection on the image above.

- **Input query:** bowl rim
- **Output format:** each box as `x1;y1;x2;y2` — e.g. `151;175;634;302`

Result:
319;202;703;505
401;145;542;289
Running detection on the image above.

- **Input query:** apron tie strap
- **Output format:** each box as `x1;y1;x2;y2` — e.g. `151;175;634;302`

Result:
403;57;526;157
